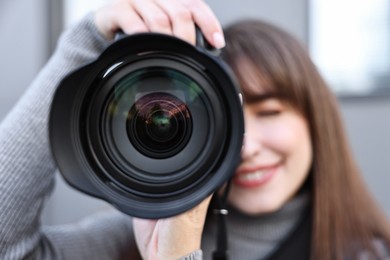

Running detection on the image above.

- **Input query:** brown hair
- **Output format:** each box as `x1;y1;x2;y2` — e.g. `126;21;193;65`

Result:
222;19;390;259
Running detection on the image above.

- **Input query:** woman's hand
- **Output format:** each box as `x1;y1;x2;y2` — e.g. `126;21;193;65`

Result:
132;196;212;259
94;0;225;48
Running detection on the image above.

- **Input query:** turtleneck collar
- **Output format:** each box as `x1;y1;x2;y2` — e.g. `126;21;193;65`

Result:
201;191;311;260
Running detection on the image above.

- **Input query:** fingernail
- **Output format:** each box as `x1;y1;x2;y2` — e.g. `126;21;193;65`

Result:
213;32;225;49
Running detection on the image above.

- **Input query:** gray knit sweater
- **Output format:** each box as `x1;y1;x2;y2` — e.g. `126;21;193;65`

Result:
0;14;308;260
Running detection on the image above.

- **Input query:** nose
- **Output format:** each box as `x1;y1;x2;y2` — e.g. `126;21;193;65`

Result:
241;118;262;160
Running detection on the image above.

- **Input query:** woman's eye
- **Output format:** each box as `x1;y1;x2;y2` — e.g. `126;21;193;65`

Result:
257;110;281;117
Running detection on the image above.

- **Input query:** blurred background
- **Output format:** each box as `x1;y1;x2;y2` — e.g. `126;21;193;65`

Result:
0;0;389;225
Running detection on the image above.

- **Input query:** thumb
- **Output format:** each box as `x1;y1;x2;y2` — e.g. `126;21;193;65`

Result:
154;195;213;259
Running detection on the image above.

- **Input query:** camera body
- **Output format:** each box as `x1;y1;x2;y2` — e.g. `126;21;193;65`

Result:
49;32;244;219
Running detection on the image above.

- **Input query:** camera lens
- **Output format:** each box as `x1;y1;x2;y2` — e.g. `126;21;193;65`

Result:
127;92;192;158
49;33;244;218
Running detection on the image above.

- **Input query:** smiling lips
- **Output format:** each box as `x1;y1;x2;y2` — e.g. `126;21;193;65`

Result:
233;165;278;188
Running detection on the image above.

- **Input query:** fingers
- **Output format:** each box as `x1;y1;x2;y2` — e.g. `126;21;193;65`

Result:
153;0;195;45
132;196;212;259
183;194;212;225
94;0;225;48
132;218;157;260
95;1;148;39
132;0;173;35
116;3;149;35
154;0;225;48
154;195;213;259
182;0;225;48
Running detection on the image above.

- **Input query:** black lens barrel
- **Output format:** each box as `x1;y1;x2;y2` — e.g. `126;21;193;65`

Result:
49;32;244;218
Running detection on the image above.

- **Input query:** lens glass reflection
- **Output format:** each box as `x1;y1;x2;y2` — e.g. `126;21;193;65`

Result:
128;92;192;158
106;67;204;159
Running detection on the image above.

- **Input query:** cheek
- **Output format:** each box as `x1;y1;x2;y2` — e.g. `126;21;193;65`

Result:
263;116;312;167
263;121;302;152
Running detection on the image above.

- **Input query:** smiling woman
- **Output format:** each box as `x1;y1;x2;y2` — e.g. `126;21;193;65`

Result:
229;96;312;215
221;18;390;259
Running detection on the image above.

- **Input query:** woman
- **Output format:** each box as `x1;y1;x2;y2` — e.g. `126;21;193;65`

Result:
0;0;389;259
220;20;390;259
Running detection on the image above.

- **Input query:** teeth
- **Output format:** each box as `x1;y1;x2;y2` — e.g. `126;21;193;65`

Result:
239;170;268;181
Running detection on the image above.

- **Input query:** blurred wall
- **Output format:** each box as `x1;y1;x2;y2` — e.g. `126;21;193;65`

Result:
0;0;49;120
340;97;390;217
0;0;389;226
208;0;308;42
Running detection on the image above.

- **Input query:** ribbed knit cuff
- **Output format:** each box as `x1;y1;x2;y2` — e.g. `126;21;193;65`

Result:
179;250;203;260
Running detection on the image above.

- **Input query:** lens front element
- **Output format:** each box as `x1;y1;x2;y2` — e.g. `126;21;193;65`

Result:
98;65;213;182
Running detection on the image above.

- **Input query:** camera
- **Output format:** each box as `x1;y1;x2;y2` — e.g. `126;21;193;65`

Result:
49;31;244;219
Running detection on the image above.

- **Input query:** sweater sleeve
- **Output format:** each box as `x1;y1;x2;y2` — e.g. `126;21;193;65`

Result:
0;13;137;259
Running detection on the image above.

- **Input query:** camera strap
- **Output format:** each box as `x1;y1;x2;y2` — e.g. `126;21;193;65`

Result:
212;180;231;260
